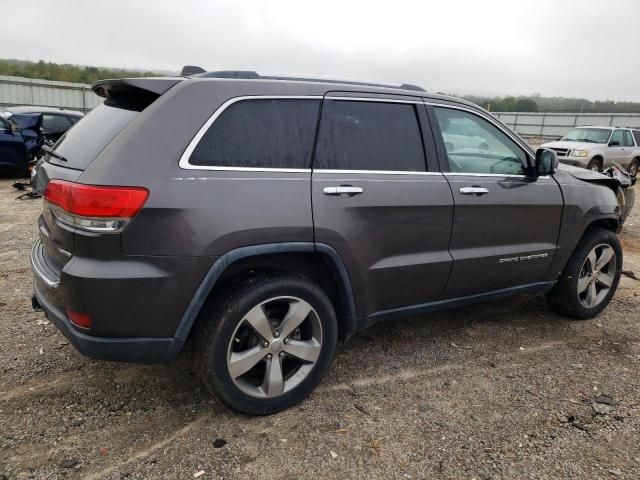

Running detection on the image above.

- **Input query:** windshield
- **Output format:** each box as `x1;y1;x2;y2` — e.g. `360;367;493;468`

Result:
561;128;611;144
48;104;138;169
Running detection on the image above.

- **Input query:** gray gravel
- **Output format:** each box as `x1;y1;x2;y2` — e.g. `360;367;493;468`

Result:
1;176;639;480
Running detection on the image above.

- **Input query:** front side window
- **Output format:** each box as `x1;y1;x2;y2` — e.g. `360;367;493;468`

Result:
610;130;624;145
433;107;527;175
313;100;426;171
623;130;634;147
190;99;320;169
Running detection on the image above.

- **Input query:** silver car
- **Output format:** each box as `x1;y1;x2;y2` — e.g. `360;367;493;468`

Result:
541;126;640;176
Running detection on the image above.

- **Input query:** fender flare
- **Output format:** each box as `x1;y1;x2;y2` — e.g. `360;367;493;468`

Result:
168;242;357;357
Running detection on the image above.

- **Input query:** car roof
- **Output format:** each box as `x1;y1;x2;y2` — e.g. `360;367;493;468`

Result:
3;106;84;117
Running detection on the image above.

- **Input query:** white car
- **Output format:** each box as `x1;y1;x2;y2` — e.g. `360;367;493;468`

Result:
540;126;640;177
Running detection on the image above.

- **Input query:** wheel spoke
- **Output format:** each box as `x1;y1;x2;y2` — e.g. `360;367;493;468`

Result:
577;274;591;294
262;356;284;396
283;339;321;363
279;300;312;338
587;249;597;272
228;345;268;379
595;247;614;271
244;305;274;342
597;272;614;288
585;282;598;308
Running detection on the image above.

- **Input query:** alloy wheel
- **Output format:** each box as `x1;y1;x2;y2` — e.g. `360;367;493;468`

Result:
226;296;322;398
577;244;617;308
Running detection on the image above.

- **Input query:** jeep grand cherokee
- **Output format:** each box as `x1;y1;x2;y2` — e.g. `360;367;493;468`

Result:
31;70;628;415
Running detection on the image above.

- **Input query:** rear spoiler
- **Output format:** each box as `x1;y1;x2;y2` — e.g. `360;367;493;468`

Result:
91;77;182;111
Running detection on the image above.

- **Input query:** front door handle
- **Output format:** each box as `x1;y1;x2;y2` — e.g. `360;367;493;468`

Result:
459;186;490;196
323;186;364;196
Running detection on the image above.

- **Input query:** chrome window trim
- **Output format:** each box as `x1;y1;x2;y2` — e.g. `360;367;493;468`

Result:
445;172;550;179
424;101;535;159
179;95;323;171
314;169;441;176
325;96;422;104
444;172;526;178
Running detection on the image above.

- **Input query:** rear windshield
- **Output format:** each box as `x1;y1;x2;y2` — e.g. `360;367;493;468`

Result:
48;104;138;170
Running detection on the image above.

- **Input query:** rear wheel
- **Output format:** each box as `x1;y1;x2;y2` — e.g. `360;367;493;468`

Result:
194;274;338;415
587;157;603;172
546;228;622;319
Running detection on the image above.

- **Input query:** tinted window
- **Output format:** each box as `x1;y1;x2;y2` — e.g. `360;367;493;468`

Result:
633;130;640;146
433;107;526;175
623;130;634;147
314;100;426;171
0;117;7;129
190;99;320;169
43;114;71;132
610;130;624;145
50;104;138;169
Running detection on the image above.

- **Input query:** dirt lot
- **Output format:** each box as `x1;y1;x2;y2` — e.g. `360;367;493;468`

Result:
1;176;639;480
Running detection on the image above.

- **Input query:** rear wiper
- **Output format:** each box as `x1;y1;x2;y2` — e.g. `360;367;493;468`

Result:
41;144;68;162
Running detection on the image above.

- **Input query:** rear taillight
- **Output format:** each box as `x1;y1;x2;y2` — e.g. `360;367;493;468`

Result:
44;180;149;233
67;309;92;329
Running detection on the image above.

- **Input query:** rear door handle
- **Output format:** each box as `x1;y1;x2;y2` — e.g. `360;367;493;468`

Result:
459;186;490;196
323;186;364;196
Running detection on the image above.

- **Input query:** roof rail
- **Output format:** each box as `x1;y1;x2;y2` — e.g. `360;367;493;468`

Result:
182;67;426;92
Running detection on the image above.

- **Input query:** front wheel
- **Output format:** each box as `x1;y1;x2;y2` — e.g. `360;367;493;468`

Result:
546;228;622;319
629;158;639;178
194;273;338;415
587;158;603;172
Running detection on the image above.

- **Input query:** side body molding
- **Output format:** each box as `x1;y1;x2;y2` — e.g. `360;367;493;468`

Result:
167;242;358;359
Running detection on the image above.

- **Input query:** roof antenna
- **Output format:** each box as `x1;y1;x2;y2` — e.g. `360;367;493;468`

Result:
180;65;206;76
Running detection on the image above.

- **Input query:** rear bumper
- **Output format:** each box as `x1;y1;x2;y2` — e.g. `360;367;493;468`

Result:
32;280;180;363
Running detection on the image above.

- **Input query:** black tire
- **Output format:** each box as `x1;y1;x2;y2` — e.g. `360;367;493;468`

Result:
194;273;338;415
546;228;622;319
629;158;639;178
587;157;603;172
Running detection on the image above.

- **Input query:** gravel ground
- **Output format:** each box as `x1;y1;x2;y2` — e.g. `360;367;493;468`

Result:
0;175;639;480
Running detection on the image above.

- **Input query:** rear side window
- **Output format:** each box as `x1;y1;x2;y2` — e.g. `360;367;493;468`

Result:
633;130;640;146
49;104;138;170
189;99;320;169
313;100;426;171
623;130;634;147
43;114;72;132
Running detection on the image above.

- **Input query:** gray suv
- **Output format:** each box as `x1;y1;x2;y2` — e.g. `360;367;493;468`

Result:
31;71;628;415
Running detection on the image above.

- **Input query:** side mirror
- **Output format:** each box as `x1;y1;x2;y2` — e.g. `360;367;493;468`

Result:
609;140;620;146
535;148;558;176
10;122;21;133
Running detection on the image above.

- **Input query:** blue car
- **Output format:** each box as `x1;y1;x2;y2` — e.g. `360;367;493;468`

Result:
0;111;44;175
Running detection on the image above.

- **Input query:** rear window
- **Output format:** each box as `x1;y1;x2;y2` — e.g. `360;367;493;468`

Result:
189;99;321;169
48;104;138;170
313;100;426;171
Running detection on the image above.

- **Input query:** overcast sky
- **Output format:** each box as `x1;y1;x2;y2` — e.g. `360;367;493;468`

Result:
3;0;640;101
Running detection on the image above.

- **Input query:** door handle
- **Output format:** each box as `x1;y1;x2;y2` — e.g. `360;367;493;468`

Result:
459;186;490;196
323;186;364;196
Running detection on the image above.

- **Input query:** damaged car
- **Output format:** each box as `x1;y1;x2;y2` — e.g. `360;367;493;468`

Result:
30;71;635;415
0;111;43;175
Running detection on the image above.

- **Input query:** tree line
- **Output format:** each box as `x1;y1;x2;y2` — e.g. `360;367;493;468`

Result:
463;94;640;113
0;58;162;85
3;59;640;113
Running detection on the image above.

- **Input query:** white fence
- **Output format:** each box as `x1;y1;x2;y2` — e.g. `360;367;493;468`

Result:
492;112;640;139
0;75;102;113
2;74;640;137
